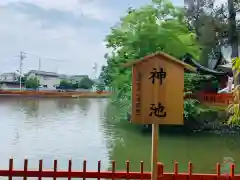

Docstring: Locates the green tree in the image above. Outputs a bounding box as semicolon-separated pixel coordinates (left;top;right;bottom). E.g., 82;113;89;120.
101;0;202;121
59;80;73;89
78;77;94;89
224;0;240;125
25;77;40;89
16;76;26;84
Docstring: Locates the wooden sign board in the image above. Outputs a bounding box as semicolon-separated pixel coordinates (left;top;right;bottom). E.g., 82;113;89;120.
124;52;196;125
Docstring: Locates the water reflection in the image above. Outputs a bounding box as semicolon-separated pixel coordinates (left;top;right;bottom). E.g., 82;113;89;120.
12;128;20;145
18;99;40;117
221;156;234;173
0;97;239;174
55;98;75;112
107;125;240;173
75;98;90;114
10;98;91;117
0;97;110;171
101;103;240;173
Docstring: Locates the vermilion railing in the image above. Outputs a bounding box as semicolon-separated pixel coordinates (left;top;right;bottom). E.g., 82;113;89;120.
197;92;233;106
0;158;238;180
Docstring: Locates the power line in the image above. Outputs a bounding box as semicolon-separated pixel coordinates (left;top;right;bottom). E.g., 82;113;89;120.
24;51;72;63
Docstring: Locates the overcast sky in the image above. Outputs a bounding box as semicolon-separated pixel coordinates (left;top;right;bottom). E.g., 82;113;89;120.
0;0;184;76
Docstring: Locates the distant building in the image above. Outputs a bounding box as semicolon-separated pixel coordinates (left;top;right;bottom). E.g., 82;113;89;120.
26;70;60;89
0;81;22;90
0;72;18;82
0;72;21;90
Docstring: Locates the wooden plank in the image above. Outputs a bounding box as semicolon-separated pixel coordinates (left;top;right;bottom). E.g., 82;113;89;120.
151;124;159;180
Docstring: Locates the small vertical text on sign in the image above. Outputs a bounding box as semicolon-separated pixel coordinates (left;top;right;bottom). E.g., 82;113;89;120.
135;72;141;115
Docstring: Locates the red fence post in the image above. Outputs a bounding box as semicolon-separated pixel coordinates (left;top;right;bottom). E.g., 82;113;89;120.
83;160;87;180
126;160;130;180
9;158;13;180
174;161;178;175
140;161;144;180
39;159;43;180
68;159;72;180
157;163;164;180
230;164;235;179
53;159;57;180
97;160;101;180
23;158;28;180
216;163;221;177
188;162;193;175
111;160;116;180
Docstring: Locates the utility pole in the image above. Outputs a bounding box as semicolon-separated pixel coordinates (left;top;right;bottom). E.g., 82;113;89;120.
19;51;26;91
37;57;41;91
38;57;41;71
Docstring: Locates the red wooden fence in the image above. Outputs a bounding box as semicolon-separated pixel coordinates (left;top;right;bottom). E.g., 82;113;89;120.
0;158;238;180
197;93;233;106
185;92;233;106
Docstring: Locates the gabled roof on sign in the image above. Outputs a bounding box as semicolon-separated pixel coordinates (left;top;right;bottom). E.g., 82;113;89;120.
122;52;196;72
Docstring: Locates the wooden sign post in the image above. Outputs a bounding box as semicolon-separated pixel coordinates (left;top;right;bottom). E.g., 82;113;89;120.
123;52;196;180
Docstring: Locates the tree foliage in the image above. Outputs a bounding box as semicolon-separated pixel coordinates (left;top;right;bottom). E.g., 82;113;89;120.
78;76;94;89
184;73;219;92
227;57;240;125
185;0;240;66
98;0;240;125
58;80;74;89
101;0;202;121
25;77;40;89
58;77;94;90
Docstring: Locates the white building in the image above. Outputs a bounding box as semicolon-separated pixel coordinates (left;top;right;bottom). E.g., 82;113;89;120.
26;70;60;89
0;72;21;90
0;72;18;82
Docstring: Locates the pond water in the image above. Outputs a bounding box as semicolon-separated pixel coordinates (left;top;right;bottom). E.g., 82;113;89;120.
0;97;239;176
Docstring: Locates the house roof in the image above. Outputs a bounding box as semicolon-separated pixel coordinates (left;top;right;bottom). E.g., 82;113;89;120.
58;74;70;79
122;52;196;72
70;75;88;78
70;75;89;81
0;72;18;76
28;70;59;77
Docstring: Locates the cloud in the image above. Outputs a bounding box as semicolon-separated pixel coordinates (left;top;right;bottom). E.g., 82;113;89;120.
2;2;105;29
0;0;187;76
0;1;109;76
0;0;115;22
